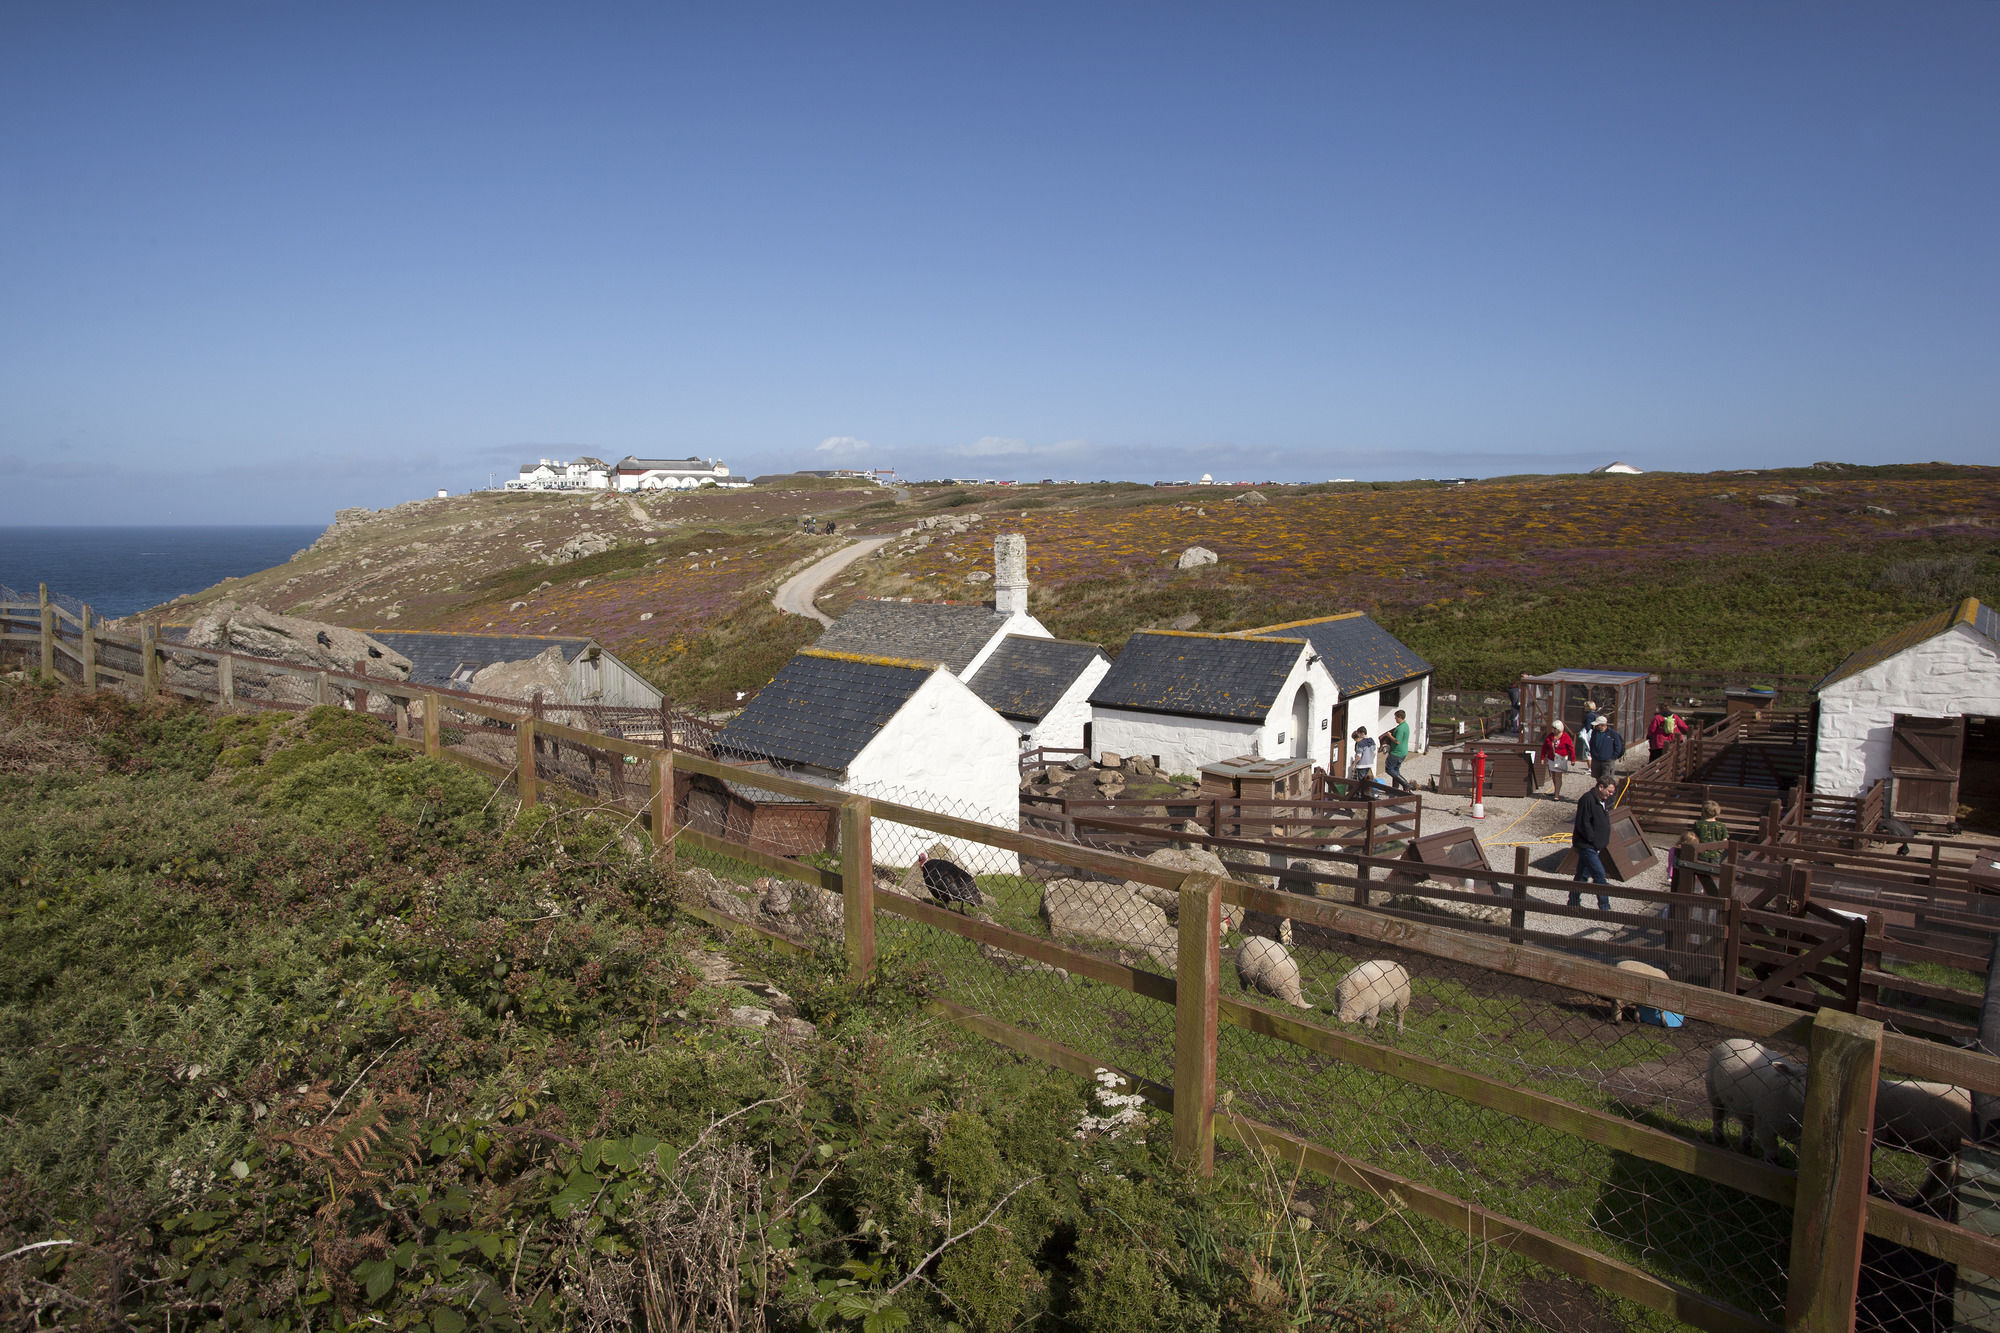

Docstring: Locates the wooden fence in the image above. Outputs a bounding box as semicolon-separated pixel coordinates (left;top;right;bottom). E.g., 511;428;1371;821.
14;591;2000;1333
1024;791;1423;860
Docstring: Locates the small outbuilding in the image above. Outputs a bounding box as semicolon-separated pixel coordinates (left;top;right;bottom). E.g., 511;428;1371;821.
964;634;1110;752
1812;598;2000;827
1087;631;1339;778
716;648;1024;869
1234;614;1432;777
1517;668;1651;744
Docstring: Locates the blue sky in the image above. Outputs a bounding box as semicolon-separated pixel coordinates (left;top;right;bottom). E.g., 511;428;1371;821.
2;3;1995;523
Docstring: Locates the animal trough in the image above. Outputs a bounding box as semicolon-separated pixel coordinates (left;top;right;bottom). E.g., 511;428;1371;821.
1437;743;1539;798
1557;810;1660;881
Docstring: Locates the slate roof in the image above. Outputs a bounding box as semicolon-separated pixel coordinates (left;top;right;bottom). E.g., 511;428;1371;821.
1238;614;1431;701
1088;631;1306;722
717;649;935;771
1818;597;2000;691
814;600;1010;675
966;635;1107;722
365;631;591;690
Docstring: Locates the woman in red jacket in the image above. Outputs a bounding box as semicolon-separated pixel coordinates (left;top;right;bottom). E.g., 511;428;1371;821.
1538;721;1578;801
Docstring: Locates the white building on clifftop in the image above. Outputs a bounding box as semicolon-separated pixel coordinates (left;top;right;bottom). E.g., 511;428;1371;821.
612;456;745;491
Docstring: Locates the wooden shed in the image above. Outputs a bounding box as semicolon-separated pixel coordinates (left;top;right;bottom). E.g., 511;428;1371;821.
1518;669;1652;742
1199;755;1312;839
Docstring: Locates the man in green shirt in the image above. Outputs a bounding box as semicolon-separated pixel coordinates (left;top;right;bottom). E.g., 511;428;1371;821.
1384;709;1413;792
1691;800;1731;863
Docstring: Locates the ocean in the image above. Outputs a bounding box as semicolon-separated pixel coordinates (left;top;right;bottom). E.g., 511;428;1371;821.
0;525;326;620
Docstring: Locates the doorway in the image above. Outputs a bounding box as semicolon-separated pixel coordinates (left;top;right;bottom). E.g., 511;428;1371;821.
1291;685;1312;760
1959;716;2000;834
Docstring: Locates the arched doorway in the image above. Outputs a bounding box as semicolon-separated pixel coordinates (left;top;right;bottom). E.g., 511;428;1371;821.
1291;684;1312;760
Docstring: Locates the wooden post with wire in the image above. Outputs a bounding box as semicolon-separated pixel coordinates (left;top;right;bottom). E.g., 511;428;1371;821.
650;749;677;861
38;584;55;678
423;691;441;757
80;606;96;690
139;623;159;698
1510;844;1530;945
1784;1007;1882;1333
1173;871;1222;1175
840;796;876;983
516;717;538;808
218;648;234;705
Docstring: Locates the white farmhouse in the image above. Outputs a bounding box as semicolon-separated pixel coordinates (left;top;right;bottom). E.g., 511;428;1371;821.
965;636;1110;753
1812;599;2000;826
716;648;1023;870
1231;614;1432;777
812;534;1051;680
1086;631;1340;778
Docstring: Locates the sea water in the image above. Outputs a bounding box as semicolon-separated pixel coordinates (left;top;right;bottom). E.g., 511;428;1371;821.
0;526;325;620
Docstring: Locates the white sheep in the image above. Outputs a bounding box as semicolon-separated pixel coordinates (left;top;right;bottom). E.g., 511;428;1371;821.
1334;960;1410;1031
1236;937;1313;1009
1609;960;1669;1023
1874;1079;1973;1158
1706;1039;1807;1161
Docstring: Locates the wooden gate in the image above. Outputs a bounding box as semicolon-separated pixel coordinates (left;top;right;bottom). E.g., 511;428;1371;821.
1889;713;1964;827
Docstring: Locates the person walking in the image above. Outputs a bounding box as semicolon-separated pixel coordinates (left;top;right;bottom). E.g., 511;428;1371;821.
1646;706;1675;764
1538;720;1577;801
1568;775;1617;910
1586;715;1625;781
1383;709;1413;792
1349;726;1377;794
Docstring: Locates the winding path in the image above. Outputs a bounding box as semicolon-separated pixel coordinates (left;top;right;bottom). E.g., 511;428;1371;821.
772;535;893;626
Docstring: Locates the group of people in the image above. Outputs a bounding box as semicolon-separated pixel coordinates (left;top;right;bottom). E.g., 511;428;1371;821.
1347;709;1414;794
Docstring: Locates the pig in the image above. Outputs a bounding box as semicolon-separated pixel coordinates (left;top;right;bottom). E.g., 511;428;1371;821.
1706;1038;1807;1161
1236;937;1313;1009
1609;960;1669;1023
1334;960;1411;1032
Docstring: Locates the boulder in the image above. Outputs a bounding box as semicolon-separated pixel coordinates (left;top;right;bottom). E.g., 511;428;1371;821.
180;602;413;679
1040;878;1176;967
1757;494;1800;508
1124;846;1241;930
546;531;615;564
1234;490;1269;505
467;645;572;703
1176;546;1219;570
1864;505;1896;517
1168;613;1202;631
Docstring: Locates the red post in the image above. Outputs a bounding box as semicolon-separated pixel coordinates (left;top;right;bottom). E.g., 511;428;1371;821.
1472;747;1488;819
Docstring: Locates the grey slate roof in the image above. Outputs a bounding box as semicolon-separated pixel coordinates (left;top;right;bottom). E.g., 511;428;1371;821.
1240;614;1431;701
966;635;1107;722
365;631;590;690
813;600;1010;675
717;650;934;771
1088;631;1305;722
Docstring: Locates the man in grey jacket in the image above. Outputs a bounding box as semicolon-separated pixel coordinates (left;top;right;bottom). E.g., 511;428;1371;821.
1567;776;1617;910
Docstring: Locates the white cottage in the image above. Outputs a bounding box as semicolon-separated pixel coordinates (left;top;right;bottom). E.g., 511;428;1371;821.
1232;614;1433;777
965;635;1111;752
1812;598;2000;825
1087;631;1340;778
716;648;1023;870
812;533;1051;680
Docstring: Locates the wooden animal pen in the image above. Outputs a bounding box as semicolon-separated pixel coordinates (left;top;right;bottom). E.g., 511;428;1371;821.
1199;755;1312;839
1518;668;1651;739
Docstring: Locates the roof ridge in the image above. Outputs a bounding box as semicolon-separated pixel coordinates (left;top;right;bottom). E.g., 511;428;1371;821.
1955;596;1987;627
1232;612;1365;636
1135;628;1306;644
998;633;1107;651
799;647;939;670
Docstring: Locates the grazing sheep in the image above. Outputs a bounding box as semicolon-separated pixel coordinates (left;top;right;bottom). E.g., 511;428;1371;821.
1236;937;1314;1009
1874;1079;1973;1158
1334;960;1411;1032
1609;960;1669;1023
1706;1039;1807;1161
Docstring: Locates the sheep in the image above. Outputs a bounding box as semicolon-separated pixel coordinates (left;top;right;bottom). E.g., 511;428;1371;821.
1874;1079;1973;1159
1706;1039;1807;1161
1609;960;1669;1023
1236;937;1314;1009
1334;960;1410;1032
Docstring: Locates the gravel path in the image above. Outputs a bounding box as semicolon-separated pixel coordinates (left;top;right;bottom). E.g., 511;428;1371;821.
771;536;892;625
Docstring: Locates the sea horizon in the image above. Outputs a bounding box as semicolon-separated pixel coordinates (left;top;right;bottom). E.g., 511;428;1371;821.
0;524;327;620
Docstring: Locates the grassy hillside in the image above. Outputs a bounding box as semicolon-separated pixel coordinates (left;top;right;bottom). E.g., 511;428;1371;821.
0;682;1428;1331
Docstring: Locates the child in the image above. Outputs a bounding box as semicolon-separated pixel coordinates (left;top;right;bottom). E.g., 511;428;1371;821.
1350;727;1377;794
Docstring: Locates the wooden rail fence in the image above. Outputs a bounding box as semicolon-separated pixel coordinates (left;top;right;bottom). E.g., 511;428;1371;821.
12;590;2000;1333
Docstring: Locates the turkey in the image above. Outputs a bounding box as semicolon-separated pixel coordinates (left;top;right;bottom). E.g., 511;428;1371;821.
916;852;981;914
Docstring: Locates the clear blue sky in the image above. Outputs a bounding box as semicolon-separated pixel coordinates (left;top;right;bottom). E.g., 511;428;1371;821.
3;3;1995;523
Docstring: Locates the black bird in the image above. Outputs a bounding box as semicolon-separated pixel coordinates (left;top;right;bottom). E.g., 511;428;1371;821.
917;853;980;914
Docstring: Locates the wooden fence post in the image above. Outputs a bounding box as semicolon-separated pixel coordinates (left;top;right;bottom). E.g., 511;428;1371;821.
80;606;96;690
650;750;676;858
38;584;55;679
1784;1008;1882;1333
1173;871;1222;1175
1510;845;1530;945
218;650;234;705
351;659;369;717
423;692;441;756
139;623;159;698
840;796;877;983
516;717;538;808
314;671;330;707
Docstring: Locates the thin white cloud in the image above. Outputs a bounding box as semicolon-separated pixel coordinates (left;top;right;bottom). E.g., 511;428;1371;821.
949;435;1092;460
817;435;871;456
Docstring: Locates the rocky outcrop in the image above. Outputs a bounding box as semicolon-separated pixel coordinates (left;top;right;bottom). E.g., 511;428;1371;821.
1040;878;1176;968
466;645;572;703
179;602;412;679
545;531;615;565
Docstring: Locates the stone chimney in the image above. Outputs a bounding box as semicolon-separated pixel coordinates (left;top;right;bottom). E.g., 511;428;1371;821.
994;533;1029;615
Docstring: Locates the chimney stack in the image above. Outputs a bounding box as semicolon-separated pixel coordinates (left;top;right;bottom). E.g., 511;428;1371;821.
994;533;1029;614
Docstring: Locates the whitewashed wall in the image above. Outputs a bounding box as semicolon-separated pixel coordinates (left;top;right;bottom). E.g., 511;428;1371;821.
1259;653;1340;765
1091;708;1261;777
848;670;1023;872
1350;674;1432;759
1021;655;1111;751
1814;624;2000;796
